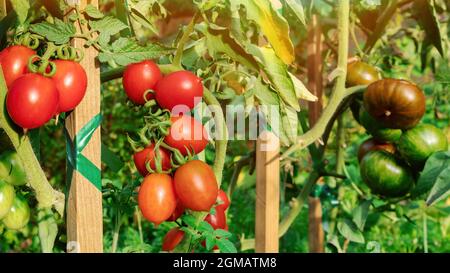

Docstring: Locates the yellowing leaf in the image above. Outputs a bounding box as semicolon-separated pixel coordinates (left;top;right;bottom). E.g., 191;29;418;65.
231;0;295;64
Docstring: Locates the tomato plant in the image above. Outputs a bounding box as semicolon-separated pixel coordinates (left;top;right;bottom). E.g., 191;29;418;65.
357;138;395;162
216;190;230;211
174;160;218;212
346;61;381;87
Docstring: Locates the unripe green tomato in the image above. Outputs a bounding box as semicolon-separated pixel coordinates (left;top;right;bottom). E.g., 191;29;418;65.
0;151;27;186
360;150;414;198
0;180;15;219
2;194;30;230
398;124;448;168
359;108;402;143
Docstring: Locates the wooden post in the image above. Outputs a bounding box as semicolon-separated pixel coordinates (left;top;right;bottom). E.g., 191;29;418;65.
0;0;6;17
306;14;325;253
255;131;280;253
65;0;103;253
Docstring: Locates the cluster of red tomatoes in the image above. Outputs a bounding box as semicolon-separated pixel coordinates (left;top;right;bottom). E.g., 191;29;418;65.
347;61;448;198
0;45;87;129
122;60;229;251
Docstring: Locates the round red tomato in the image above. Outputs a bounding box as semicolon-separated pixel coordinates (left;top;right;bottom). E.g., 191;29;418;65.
0;45;36;88
164;115;208;156
216;190;230;211
138;173;177;225
122;60;162;105
167;201;185;222
162;227;185;252
205;206;227;230
6;73;59;129
155;70;203;112
174;160;218;211
133;144;171;176
52;60;87;113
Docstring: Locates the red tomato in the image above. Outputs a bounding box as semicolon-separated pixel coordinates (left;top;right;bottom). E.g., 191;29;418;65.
138;173;177;225
122;60;162;105
52;60;87;113
164;115;208;156
167;201;185;222
174;160;218;211
6;73;59;129
216;190;230;211
155;70;203;112
133;144;171;176
205;206;227;230
162;227;185;252
0;45;36;88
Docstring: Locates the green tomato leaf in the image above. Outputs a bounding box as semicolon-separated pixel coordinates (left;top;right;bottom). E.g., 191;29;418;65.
10;0;29;24
196;24;259;71
181;214;198;228
230;0;294;64
101;143;124;172
98;38;174;66
89;16;128;46
412;151;450;198
38;208;58;253
30;18;76;45
280;102;299;145
352;199;372;231
214;229;232;239
283;0;306;26
84;4;104;19
216;238;237;253
205;234;216;250
425;152;450;206
337;218;365;244
413;0;445;57
288;72;317;102
198;221;215;233
247;45;300;111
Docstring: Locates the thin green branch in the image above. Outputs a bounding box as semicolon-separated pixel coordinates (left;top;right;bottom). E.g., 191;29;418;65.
281;0;350;160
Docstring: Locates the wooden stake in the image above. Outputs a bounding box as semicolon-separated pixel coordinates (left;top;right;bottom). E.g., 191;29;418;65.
307;14;325;253
65;0;103;253
0;0;6;17
255;131;280;253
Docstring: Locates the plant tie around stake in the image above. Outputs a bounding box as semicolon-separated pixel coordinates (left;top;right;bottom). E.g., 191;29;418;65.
63;114;103;191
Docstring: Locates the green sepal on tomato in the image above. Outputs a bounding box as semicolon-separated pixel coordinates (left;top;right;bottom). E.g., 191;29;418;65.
2;194;30;230
360;150;415;198
0;180;15;219
165;115;209;156
133;144;171;176
398;124;448;169
0;151;27;186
